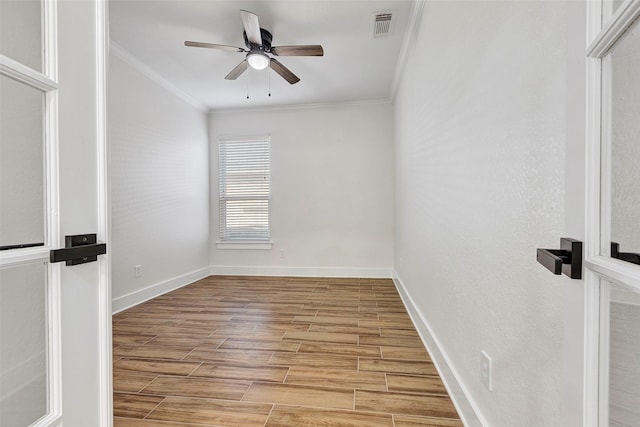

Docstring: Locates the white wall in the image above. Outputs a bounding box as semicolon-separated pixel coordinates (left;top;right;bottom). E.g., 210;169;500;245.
393;2;571;425
209;103;394;277
110;51;210;312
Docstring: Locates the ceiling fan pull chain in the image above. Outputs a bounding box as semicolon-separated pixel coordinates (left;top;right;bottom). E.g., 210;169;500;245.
246;73;250;99
268;68;271;97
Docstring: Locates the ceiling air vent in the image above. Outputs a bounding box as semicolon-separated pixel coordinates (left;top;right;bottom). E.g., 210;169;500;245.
373;12;393;38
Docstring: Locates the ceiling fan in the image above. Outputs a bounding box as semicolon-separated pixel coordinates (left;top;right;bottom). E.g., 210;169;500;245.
184;9;324;85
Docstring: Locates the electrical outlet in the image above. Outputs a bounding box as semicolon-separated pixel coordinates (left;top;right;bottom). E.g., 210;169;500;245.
134;265;142;278
480;350;492;391
280;249;285;259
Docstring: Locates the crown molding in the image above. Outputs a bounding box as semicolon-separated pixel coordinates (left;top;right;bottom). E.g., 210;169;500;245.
109;41;206;112
389;0;426;101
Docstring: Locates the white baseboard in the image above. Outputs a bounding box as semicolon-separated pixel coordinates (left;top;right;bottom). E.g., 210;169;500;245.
112;267;210;314
393;272;487;427
209;265;393;279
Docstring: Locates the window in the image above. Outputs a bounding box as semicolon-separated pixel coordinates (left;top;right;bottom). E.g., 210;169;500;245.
218;135;270;246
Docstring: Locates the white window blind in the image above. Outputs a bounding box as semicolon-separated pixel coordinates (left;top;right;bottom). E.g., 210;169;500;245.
218;135;270;241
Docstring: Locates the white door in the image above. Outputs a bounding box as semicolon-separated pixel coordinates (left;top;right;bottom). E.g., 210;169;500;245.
0;0;111;426
581;0;640;425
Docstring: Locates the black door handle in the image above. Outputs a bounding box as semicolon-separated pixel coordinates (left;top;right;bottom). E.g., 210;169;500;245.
50;234;107;266
611;242;640;266
537;238;582;279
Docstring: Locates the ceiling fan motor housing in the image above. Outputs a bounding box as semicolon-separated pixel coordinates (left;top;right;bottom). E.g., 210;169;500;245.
243;28;273;52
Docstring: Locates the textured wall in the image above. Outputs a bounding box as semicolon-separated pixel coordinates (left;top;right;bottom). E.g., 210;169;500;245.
209;103;394;276
393;2;569;425
110;52;210;307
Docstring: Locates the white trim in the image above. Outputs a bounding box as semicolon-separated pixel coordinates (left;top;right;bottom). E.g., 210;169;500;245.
209;98;391;115
111;267;211;313
583;2;603;424
597;278;610;427
587;0;640;58
0;248;49;268
216;241;273;250
109;41;206;112
583;271;601;427
393;272;486;427
586;256;640;291
209;265;392;279
95;0;112;425
43;0;57;82
0;54;58;91
389;0;425;100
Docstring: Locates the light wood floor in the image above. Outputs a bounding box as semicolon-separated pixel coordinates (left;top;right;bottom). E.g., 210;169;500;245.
112;276;463;426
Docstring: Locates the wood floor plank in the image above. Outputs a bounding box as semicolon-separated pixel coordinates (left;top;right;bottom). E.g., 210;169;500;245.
293;315;360;326
265;405;393;427
282;330;358;344
386;374;448;395
141;376;251;400
359;358;439;376
308;324;381;335
145;336;225;349
379;328;420;338
380;346;431;361
114;417;200;427
113;369;158;393
269;352;358;369
359;319;415;329
355;390;458;418
220;338;300;352
146;396;272;426
285;367;387;391
298;341;381;358
184;348;274;365
113;345;192;360
113;334;156;346
393;414;465;426
243;383;354;410
113;393;164;418
114;358;200;376
359;335;425;348
191;364;289;382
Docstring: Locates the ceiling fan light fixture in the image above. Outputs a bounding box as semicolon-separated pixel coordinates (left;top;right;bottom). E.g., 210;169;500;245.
247;52;270;70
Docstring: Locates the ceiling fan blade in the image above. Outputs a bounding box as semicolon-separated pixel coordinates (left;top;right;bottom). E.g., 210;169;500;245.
225;60;248;80
184;41;246;52
271;45;324;56
240;10;262;46
270;58;300;85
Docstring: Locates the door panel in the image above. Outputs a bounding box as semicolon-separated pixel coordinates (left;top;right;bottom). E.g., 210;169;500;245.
0;73;45;248
0;0;110;425
606;281;640;426
584;1;640;425
0;0;42;72
0;261;48;426
608;15;640;264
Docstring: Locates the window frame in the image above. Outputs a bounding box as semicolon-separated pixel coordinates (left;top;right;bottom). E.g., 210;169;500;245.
216;134;272;250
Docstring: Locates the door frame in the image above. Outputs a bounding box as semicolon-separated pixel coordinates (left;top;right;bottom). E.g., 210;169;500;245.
95;0;112;424
583;0;640;425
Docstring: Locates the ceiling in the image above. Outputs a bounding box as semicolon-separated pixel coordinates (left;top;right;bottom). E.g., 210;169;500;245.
109;0;415;111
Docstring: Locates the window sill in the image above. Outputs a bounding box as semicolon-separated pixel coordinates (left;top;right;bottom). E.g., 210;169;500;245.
216;241;273;250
